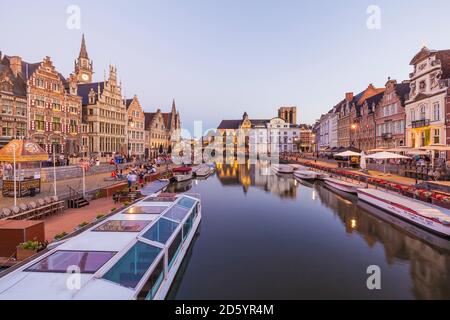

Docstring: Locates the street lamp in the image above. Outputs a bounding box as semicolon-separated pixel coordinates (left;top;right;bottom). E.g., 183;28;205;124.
127;118;135;161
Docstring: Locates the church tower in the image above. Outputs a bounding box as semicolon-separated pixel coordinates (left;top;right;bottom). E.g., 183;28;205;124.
74;34;94;83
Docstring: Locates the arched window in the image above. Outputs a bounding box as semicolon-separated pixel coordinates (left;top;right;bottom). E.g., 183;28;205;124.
419;105;426;120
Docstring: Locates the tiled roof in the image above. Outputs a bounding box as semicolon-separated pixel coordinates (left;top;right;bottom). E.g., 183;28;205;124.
395;82;411;104
218;120;242;130
77;82;105;106
0;59;27;97
144;112;157;129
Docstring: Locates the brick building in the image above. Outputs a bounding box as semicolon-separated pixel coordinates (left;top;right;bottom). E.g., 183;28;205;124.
75;36;128;157
1;55;82;155
126;96;146;158
0;53;27;148
375;79;410;149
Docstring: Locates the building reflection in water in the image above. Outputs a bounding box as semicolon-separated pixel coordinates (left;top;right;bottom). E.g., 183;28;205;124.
315;183;450;300
215;160;297;199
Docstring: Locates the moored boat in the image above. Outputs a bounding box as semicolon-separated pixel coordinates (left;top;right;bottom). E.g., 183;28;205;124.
289;164;308;171
195;164;213;177
357;188;450;237
172;167;193;182
323;177;360;194
0;193;202;300
272;164;294;174
294;170;318;181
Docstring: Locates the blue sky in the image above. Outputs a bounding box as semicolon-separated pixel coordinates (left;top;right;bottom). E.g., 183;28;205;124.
1;0;450;133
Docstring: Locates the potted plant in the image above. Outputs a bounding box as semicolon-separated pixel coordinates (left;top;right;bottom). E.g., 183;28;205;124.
414;189;433;203
431;194;450;209
17;240;47;261
54;232;68;241
96;214;106;220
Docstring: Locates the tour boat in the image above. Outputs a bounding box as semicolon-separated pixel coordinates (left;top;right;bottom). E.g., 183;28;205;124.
323;177;360;194
172;167;193;183
195;164;213;178
0;193;202;300
294;170;318;181
271;164;294;174
357;188;450;237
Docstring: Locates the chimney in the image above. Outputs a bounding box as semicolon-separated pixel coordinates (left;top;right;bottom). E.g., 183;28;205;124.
9;56;22;77
345;92;354;102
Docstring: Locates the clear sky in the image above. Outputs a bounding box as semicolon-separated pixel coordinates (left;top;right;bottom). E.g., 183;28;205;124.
1;0;450;133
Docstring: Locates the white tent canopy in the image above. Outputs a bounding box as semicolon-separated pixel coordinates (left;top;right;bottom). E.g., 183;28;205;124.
335;151;361;157
419;144;450;151
366;151;410;160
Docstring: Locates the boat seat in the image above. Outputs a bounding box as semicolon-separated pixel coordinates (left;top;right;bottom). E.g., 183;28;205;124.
11;206;21;215
19;204;28;212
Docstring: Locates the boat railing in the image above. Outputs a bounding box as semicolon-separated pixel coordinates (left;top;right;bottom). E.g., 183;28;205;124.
183;193;201;200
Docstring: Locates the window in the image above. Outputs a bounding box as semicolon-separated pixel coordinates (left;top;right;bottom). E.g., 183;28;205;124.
420;106;426;120
434;129;440;144
433;103;440;121
53;117;61;131
168;230;182;269
410;109;415;122
102;242;162;289
1;122;13;136
70;120;78;134
16;123;26;137
93;220;150;233
142;218;179;245
36;78;45;88
35;115;45;131
137;258;164;300
26;251;116;274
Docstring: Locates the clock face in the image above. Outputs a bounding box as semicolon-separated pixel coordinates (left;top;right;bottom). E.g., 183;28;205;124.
81;73;89;81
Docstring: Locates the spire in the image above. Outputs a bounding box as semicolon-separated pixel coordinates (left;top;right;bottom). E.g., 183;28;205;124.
79;34;89;59
171;99;176;112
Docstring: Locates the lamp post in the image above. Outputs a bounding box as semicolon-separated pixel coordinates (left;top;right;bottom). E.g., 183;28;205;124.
127;118;135;162
12;144;17;207
351;123;357;149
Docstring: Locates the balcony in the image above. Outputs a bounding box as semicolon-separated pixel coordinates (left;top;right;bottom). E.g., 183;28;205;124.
411;119;430;128
382;133;393;140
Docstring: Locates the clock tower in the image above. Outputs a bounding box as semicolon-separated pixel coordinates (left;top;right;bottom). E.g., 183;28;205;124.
74;34;94;83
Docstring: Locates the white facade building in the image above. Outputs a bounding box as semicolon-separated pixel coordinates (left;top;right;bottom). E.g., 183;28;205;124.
405;47;450;150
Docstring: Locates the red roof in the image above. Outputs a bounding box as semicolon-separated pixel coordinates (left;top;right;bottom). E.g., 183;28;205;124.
173;167;192;173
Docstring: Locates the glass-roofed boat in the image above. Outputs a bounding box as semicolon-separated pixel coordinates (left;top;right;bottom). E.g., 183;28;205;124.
0;193;201;300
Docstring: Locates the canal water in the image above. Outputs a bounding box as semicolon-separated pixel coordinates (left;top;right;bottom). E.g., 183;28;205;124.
166;162;450;300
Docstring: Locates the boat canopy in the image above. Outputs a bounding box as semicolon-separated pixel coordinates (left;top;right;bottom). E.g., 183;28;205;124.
0;194;200;300
173;167;192;173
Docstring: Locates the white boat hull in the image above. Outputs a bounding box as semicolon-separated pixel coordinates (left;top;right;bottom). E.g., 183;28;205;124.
294;171;318;181
357;189;450;237
272;165;294;174
174;172;193;182
324;178;358;194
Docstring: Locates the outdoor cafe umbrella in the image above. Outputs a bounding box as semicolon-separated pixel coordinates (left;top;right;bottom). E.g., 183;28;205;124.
419;144;450;168
366;151;410;175
335;151;361;158
335;151;361;168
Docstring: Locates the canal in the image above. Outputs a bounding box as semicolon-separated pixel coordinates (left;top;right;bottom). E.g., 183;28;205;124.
167;162;450;300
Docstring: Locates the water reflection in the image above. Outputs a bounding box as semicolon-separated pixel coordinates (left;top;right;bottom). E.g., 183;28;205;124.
216;161;297;199
169;161;450;299
315;183;450;300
